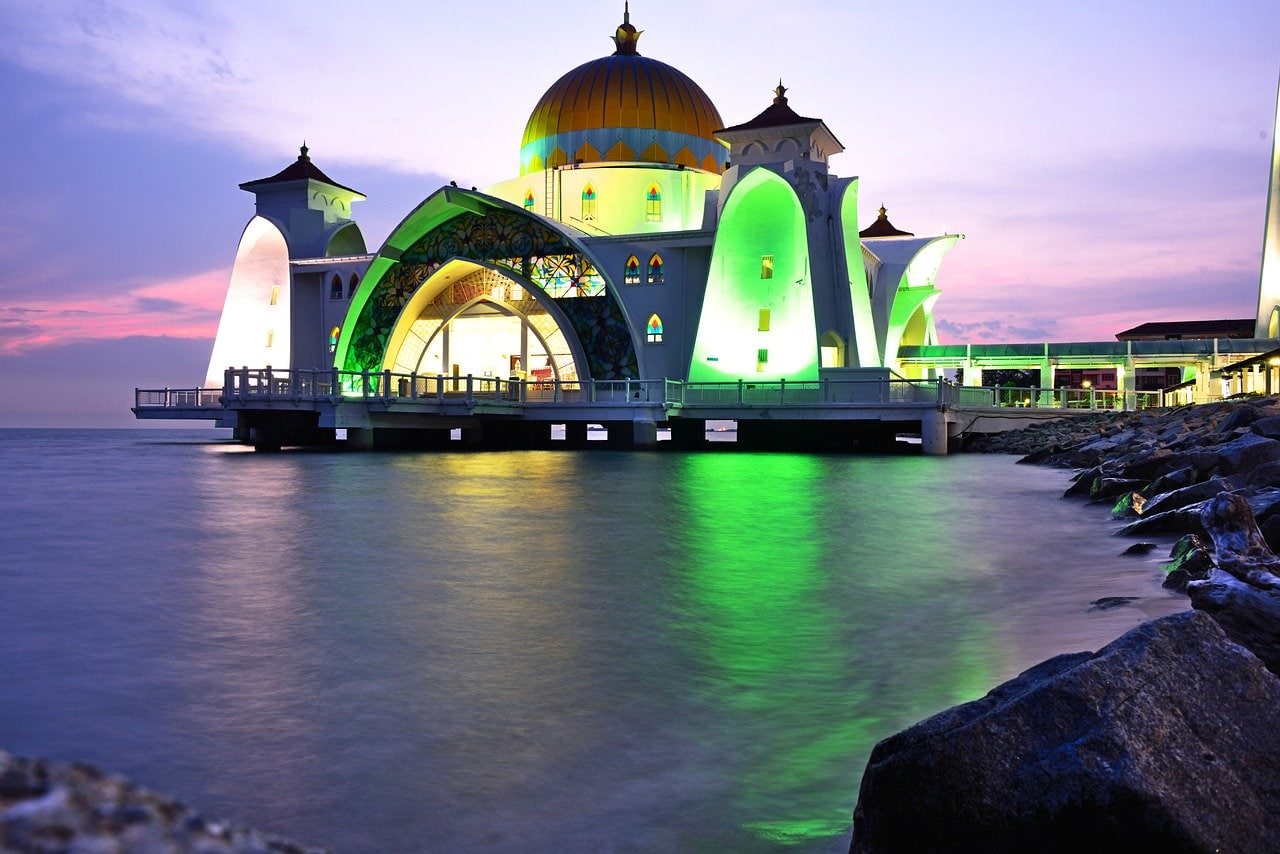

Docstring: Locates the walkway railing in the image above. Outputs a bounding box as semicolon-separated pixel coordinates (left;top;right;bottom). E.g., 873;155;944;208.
133;369;1165;413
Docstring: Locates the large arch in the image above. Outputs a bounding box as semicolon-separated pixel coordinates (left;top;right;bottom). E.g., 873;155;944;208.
337;188;639;383
383;258;588;384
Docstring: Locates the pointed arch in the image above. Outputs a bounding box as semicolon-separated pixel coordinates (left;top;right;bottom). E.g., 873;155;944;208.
347;273;359;299
624;254;641;285
647;253;664;285
646;183;662;222
581;183;598;221
647;314;664;343
329;274;343;300
523;188;536;211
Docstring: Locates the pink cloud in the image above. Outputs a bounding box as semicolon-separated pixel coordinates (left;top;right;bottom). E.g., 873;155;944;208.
0;267;227;355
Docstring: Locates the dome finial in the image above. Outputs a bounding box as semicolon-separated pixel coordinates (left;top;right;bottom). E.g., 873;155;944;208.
774;80;788;105
299;141;310;162
878;204;887;219
612;2;642;55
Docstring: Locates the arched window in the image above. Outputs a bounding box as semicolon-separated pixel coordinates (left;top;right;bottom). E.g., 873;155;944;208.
646;314;663;344
647;253;664;285
523;189;535;211
329;275;343;300
646;183;662;222
347;273;359;299
624;255;641;285
329;326;341;353
581;183;597;221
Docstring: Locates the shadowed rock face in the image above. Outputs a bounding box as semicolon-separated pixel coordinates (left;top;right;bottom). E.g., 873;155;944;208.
851;611;1280;852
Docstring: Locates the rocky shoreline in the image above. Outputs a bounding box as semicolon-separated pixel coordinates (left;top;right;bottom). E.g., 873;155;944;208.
852;397;1280;850
0;751;321;853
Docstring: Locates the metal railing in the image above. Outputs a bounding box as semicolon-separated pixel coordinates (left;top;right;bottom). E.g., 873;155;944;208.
134;369;1165;413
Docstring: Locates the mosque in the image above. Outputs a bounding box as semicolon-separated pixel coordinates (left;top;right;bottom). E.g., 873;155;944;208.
202;6;960;403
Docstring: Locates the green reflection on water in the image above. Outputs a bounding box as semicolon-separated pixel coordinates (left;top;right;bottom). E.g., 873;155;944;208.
671;453;998;846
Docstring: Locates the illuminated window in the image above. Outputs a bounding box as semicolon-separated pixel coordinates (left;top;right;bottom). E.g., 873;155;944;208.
647;253;664;284
347;274;359;299
266;329;274;349
581;184;597;221
329;326;341;353
645;184;662;222
756;348;768;371
329;275;343;300
523;188;535;211
761;256;774;279
269;286;279;306
647;314;664;343
758;309;771;332
624;255;641;285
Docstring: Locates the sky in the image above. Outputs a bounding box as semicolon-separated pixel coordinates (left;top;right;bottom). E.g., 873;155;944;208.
1;0;1279;426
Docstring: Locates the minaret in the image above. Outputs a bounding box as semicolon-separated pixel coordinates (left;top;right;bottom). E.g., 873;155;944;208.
1256;73;1280;337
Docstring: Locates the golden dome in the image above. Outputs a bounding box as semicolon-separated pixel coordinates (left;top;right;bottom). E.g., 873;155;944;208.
519;10;726;176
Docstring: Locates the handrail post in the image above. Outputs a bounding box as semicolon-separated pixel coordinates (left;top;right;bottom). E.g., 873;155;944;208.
466;374;474;404
362;371;370;398
436;374;444;404
331;367;339;397
779;377;786;404
737;379;744;404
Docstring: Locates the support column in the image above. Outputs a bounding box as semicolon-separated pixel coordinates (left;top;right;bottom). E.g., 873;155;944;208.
670;419;706;449
921;409;949;456
632;417;658;449
1038;361;1055;407
963;365;983;387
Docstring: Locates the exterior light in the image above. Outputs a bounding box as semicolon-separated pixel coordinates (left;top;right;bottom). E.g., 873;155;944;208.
1082;380;1092;389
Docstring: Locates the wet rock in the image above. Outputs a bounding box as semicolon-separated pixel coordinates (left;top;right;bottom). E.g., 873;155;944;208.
1120;542;1156;555
1141;477;1239;518
851;612;1280;852
1211;433;1280;475
1116;504;1208;538
1089;477;1147;502
1162;533;1215;592
1089;596;1140;609
1110;492;1145;519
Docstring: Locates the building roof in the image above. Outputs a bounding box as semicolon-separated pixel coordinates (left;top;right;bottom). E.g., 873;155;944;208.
239;144;364;197
519;8;725;175
859;205;914;238
716;82;820;134
1114;319;1255;340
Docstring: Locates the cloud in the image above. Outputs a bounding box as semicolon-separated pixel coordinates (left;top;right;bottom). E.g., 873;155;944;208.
0;267;227;355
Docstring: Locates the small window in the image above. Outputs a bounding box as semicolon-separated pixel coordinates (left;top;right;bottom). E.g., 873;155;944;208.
266;329;274;349
269;286;279;306
761;256;774;279
645;184;662;222
523;188;535;211
624;255;641;285
756;348;768;371
347;274;359;299
329;326;341;353
329;275;343;300
581;184;597;221
647;314;664;344
758;309;771;332
647;253;664;285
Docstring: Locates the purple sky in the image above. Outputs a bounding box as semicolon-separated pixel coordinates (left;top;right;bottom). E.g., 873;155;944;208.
2;0;1279;426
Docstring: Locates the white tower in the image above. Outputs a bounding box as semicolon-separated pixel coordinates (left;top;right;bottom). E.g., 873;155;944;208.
1256;74;1280;337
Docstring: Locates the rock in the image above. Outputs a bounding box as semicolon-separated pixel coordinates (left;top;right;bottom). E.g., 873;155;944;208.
1210;433;1280;475
1110;492;1145;519
1089;477;1147;502
851;612;1280;851
1063;465;1106;498
1120;542;1156;555
1143;464;1197;497
1217;404;1261;433
1089;596;1139;609
1141;476;1239;517
1163;533;1214;592
1246;459;1280;487
1115;503;1208;538
1253;415;1280;440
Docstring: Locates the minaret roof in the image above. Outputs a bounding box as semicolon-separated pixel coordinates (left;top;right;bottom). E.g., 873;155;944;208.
859;205;914;238
239;144;365;197
716;82;821;133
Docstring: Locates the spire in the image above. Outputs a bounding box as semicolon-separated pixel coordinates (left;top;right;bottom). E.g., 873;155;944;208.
299;141;310;163
774;80;788;106
612;2;642;55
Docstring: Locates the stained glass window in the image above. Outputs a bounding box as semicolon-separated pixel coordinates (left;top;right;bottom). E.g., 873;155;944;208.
624;255;641;285
329;275;343;300
524;189;535;211
647;314;663;344
647;253;664;284
347;274;359;299
761;256;774;279
581;184;597;221
329;326;341;353
646;184;661;222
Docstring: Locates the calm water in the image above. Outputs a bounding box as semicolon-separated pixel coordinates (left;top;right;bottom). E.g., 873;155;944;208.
0;429;1188;851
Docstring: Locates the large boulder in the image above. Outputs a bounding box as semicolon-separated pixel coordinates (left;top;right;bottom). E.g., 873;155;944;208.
851;611;1280;851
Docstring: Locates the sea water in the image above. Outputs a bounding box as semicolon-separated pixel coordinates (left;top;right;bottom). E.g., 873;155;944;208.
0;429;1189;851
